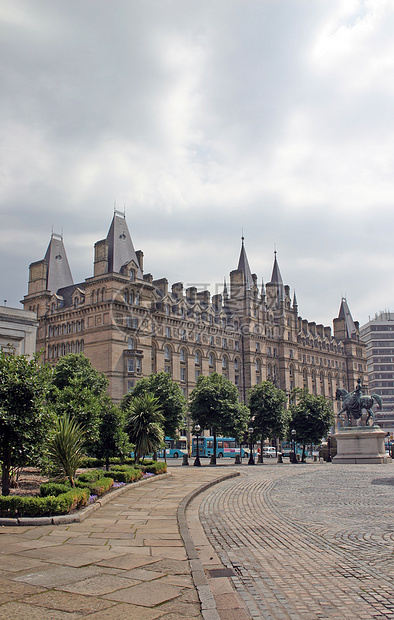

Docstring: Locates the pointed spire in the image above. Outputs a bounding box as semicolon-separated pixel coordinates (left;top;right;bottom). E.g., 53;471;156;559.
237;236;254;291
293;290;298;308
270;250;283;285
223;277;229;300
261;278;266;299
44;233;74;294
106;211;142;278
338;297;356;338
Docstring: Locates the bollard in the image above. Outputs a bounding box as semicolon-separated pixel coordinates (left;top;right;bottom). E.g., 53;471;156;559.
234;454;242;464
277;452;283;463
182;454;189;466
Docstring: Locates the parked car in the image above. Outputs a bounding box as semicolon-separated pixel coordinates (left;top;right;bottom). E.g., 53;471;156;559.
262;447;277;458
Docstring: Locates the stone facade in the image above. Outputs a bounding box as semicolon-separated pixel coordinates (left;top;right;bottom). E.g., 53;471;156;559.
22;212;367;424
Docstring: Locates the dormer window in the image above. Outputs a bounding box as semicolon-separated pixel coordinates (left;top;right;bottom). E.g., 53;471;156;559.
130;270;135;281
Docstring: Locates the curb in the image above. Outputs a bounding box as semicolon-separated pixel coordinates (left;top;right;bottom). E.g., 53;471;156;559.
0;472;170;527
177;471;240;620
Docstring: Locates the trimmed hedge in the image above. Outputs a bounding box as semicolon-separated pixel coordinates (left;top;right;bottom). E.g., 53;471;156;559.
74;476;113;496
142;462;167;474
0;487;89;518
79;457;104;468
103;467;142;483
40;482;71;497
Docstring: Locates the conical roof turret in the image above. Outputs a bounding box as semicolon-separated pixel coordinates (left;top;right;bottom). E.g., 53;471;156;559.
338;297;356;338
44;233;74;294
106;210;142;278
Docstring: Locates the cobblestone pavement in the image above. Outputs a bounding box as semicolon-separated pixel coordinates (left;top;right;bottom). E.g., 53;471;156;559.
199;463;394;620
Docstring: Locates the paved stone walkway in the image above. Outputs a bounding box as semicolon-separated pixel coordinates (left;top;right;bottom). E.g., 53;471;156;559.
0;468;231;619
199;463;394;619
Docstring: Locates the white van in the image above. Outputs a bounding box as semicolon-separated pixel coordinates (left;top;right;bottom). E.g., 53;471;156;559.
262;447;277;458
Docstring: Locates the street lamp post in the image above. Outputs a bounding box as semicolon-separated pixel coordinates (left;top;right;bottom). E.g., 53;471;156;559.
248;427;255;465
193;424;201;467
291;429;297;464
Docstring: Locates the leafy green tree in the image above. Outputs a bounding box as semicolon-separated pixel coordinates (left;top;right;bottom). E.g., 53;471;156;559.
0;351;53;495
122;372;187;439
124;393;165;463
47;413;85;486
94;400;130;470
289;389;334;461
49;354;109;451
248;381;289;461
189;373;249;464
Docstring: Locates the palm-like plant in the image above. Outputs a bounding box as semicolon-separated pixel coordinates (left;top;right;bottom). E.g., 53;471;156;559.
125;393;164;463
48;414;85;486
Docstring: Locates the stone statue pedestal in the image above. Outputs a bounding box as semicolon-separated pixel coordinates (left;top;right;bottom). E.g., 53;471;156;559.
333;426;391;464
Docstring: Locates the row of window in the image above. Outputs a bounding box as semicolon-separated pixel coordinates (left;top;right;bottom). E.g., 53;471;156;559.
49;321;84;337
48;341;84;358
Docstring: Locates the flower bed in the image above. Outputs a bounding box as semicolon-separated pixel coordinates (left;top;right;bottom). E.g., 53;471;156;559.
0;461;167;519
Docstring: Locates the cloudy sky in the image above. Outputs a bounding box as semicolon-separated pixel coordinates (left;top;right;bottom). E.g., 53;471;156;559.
1;0;393;327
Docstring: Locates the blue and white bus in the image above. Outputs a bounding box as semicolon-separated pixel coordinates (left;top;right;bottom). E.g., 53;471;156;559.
159;436;188;459
191;436;249;459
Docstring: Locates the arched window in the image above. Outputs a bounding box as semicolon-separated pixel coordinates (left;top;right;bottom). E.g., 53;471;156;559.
151;344;157;373
195;351;201;365
222;355;227;369
320;372;325;395
209;352;214;367
312;371;317;394
128;338;134;350
164;345;171;360
180;348;187;362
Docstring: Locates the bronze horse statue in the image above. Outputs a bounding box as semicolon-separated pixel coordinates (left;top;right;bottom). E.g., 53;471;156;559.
336;384;382;427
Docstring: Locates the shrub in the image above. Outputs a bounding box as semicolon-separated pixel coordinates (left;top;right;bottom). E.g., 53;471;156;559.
79;457;104;468
103;467;142;483
40;482;71;497
74;475;113;495
76;470;102;484
142;462;167;474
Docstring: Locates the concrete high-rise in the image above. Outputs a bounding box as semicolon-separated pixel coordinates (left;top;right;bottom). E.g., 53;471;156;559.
360;312;394;435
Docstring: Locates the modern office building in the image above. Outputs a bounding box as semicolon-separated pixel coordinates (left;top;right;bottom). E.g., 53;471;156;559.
0;304;38;356
360;311;394;435
22;211;367;426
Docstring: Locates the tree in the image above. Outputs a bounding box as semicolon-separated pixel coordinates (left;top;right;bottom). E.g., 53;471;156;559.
289;389;334;461
94;400;130;470
47;413;85;486
124;393;165;463
122;372;187;439
0;351;53;495
248;381;289;461
49;354;109;452
189;373;249;464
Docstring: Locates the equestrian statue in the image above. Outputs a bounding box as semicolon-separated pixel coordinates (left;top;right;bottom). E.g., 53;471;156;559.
336;379;382;427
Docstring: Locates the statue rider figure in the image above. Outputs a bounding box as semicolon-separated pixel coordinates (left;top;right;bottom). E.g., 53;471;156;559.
350;378;362;417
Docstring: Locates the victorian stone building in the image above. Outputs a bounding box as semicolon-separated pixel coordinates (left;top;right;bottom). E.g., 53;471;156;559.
23;211;367;421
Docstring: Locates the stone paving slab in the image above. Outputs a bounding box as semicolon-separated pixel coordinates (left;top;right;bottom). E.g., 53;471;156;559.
0;467;231;619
